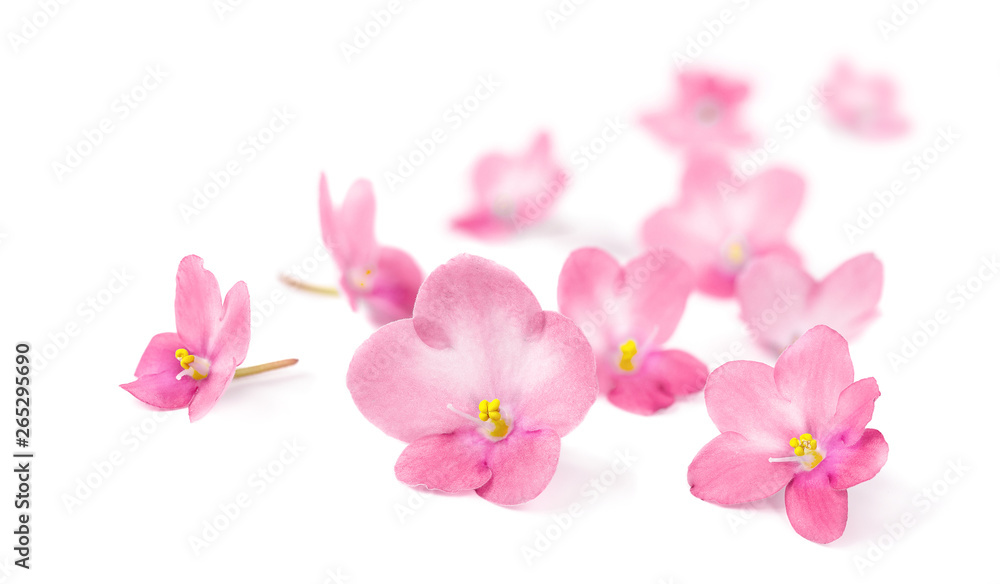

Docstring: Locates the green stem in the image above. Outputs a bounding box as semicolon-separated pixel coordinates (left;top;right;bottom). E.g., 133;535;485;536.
233;359;299;379
280;274;340;296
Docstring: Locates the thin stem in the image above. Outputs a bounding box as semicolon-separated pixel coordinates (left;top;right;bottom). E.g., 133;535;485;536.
234;359;299;379
280;273;339;296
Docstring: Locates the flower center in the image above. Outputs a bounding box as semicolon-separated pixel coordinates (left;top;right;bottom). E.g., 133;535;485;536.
356;269;373;288
724;241;746;268
446;399;512;440
697;101;720;126
769;433;825;470
175;348;210;381
619;340;638;372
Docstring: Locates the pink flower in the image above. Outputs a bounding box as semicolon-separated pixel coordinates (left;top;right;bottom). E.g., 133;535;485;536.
641;71;753;154
641;154;805;297
736;254;884;354
453;133;568;238
346;254;599;505
120;255;251;422
557;247;707;415
319;174;423;327
823;62;908;139
687;325;888;543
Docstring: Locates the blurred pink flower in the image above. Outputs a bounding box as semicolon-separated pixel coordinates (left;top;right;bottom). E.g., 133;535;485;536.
642;154;805;297
736;253;883;354
453;133;568;238
121;255;250;422
688;325;888;543
557;247;706;415
641;71;753;154
319;174;423;327
824;62;908;139
346;254;598;505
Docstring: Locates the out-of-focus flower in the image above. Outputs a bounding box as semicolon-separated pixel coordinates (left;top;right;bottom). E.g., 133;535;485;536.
453;133;567;238
823;62;908;139
642;154;805;297
557;247;706;415
641;71;753;154
319;174;423;327
121;255;296;421
346;254;599;505
687;325;888;543
736;253;883;353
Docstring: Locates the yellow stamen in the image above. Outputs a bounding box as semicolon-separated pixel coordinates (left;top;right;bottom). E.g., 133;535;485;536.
478;399;509;438
619;340;638;372
788;433;824;469
175;347;208;381
726;242;745;266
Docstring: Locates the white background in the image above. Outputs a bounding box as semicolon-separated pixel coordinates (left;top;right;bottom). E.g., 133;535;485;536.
2;1;998;582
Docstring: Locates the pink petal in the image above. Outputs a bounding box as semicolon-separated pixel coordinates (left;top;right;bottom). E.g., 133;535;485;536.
773;325;855;431
556;247;623;353
133;332;184;377
704;360;803;451
361;246;423;326
186;358;238;422
121;371;197;410
688;432;798;505
174;255;223;354
735;256;814;352
394;431;492;492
209;281;251;367
347;255;598;442
476;428;560;505
822;377;880;448
607;349;706;416
826;429;888;490
784;470;849;544
735;167;805;247
624;250;695;346
451;210;509;239
319;175;377;271
810;253;883;339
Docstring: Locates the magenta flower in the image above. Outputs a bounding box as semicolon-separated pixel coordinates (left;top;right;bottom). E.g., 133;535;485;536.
642;154;805;297
120;255;251;422
319;174;423;327
346;254;598;505
557;247;706;415
824;62;908;139
736;253;884;354
452;133;568;239
687;325;888;543
641;71;753;154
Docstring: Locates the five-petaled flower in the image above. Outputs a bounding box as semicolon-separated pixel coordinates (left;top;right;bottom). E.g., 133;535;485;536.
452;132;568;239
736;253;884;354
642;154;805;297
641;70;753;155
823;62;908;139
346;254;599;505
319;174;424;327
557;247;707;415
120;255;251;422
687;325;888;543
